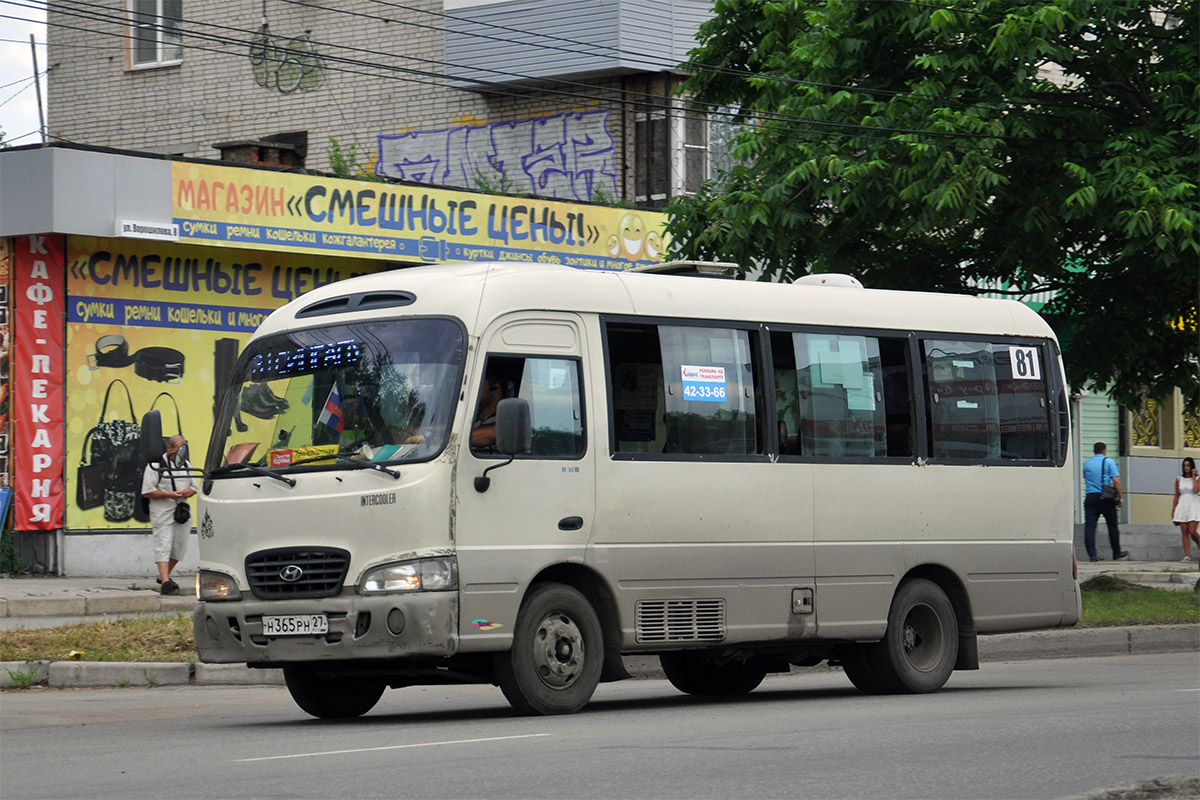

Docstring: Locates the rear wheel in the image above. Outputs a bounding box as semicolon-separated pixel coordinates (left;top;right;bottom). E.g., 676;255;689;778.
495;583;604;715
283;665;385;719
659;652;767;696
866;578;958;694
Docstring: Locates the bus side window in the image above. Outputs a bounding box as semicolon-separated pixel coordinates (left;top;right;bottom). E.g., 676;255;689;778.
608;323;667;454
769;331;802;455
658;325;759;456
792;332;887;458
606;321;761;457
879;338;913;458
519;357;585;458
472;355;585;458
922;340;1051;461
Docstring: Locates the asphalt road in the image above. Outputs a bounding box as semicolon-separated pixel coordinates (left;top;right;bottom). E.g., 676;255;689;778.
2;652;1197;800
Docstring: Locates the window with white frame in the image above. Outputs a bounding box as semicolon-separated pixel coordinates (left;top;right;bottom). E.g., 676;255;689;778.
130;0;182;67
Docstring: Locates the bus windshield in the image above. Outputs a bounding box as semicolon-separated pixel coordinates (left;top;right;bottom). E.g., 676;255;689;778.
209;318;465;474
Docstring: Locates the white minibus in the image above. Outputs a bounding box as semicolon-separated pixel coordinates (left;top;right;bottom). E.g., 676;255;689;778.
193;261;1080;718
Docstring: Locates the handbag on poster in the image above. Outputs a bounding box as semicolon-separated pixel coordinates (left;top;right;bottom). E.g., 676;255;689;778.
75;430;105;510
80;380;142;522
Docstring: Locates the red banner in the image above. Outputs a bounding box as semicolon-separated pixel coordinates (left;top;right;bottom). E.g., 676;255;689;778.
13;234;65;530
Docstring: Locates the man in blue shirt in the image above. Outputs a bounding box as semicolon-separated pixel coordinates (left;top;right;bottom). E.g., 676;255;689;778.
1082;441;1128;561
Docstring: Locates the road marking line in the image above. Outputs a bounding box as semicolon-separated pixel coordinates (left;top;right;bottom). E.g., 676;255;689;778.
236;733;553;762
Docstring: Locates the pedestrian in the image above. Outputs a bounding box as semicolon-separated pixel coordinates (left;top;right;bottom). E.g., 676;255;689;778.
140;435;197;595
1171;456;1200;562
1082;441;1128;562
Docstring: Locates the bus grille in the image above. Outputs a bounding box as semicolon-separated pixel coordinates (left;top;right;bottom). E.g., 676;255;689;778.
245;548;350;599
636;599;726;643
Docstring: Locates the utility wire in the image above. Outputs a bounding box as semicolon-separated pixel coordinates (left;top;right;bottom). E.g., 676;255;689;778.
0;68;47;93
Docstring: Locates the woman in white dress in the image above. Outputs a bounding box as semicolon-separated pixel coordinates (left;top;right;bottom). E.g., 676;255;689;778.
1171;457;1200;562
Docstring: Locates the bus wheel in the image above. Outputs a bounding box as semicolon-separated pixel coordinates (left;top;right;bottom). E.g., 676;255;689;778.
283;665;385;719
495;583;603;715
659;652;767;696
867;579;958;694
837;644;887;694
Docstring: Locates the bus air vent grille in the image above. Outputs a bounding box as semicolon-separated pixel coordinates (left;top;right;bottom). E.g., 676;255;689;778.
245;547;351;599
635;599;726;643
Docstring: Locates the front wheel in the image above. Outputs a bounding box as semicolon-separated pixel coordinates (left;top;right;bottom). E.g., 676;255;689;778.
659;652;767;696
866;578;959;694
283;665;385;719
495;583;604;715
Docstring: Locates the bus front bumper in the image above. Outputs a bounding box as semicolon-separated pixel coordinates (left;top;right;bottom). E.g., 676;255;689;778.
193;591;459;664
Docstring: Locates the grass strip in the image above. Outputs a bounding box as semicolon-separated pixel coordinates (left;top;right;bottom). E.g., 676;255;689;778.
1077;578;1199;628
1;613;194;663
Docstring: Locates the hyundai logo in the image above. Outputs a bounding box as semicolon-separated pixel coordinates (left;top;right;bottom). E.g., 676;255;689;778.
279;565;304;582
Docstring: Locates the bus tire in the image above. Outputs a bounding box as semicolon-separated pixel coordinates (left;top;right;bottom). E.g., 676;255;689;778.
867;578;958;694
659;652;767;696
283;665;385;719
838;644;887;694
495;583;603;716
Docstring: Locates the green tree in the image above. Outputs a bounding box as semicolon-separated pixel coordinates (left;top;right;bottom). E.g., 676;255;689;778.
667;0;1197;407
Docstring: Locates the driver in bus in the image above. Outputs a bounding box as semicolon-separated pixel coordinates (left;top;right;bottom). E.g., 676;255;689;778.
470;370;506;450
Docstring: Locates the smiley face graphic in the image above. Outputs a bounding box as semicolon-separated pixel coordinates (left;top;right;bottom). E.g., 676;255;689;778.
644;230;662;261
619;213;646;259
606;234;621;257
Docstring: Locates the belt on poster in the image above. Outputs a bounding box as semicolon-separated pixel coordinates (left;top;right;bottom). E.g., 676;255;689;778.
88;334;185;383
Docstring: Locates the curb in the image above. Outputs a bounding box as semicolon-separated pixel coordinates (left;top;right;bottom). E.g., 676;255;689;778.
3;624;1197;690
1;595;196;619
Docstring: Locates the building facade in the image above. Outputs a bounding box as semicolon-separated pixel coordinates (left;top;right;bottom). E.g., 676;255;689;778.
45;0;721;207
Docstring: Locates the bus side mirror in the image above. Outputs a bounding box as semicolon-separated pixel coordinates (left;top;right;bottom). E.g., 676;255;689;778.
475;398;531;493
494;398;531;455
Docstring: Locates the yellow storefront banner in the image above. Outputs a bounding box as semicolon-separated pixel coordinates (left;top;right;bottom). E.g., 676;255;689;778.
65;236;393;529
172;162;669;270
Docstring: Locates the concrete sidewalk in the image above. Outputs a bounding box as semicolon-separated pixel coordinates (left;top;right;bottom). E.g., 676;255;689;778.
1;560;1196;689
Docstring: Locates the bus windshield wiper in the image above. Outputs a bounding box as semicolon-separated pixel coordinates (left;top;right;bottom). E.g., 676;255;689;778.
332;455;401;479
209;461;297;487
288;449;402;479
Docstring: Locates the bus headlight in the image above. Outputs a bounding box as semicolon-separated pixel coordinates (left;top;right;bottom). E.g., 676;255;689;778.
198;570;242;601
361;558;458;593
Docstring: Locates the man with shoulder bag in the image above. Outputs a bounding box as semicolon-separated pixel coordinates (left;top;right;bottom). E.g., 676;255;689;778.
1082;441;1128;563
140;435;197;595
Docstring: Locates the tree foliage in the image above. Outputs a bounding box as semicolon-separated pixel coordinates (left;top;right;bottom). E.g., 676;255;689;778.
666;0;1198;407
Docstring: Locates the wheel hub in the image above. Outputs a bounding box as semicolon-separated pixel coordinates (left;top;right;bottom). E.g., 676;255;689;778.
902;603;943;671
533;613;584;688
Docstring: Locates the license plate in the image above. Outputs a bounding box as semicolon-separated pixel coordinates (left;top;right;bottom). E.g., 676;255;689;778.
263;614;328;636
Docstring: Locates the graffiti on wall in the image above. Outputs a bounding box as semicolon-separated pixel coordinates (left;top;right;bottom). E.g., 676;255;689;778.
378;110;618;203
249;26;324;94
